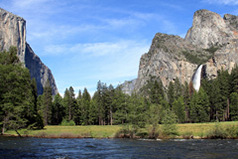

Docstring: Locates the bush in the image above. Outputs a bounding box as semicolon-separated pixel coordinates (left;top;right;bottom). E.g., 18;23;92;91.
207;123;238;139
161;109;178;136
225;126;238;138
60;119;76;126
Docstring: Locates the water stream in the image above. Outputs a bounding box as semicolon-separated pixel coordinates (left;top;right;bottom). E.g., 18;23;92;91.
0;137;238;158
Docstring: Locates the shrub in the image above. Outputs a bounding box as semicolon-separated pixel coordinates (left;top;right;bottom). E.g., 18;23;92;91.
207;123;238;139
60;119;76;126
161;109;178;136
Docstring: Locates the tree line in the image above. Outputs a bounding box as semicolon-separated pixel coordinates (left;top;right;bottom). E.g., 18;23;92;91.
39;66;238;127
0;47;238;135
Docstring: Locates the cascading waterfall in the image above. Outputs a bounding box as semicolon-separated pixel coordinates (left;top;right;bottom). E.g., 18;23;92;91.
192;64;203;92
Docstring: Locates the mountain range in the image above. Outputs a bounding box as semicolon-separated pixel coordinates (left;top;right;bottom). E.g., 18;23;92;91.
122;9;238;94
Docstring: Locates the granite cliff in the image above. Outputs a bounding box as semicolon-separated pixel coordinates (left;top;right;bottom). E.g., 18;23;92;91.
125;9;238;94
0;8;58;95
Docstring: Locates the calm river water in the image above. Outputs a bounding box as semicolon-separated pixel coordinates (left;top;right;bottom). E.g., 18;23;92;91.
0;137;238;158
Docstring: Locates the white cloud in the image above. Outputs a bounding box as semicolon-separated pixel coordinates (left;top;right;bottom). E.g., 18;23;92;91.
44;40;149;57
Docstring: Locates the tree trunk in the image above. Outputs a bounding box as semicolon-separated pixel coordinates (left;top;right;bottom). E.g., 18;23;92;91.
227;98;230;121
2;123;5;135
110;110;113;126
2;116;8;135
15;129;22;138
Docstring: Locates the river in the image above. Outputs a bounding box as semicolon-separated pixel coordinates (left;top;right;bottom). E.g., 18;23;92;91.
0;137;238;158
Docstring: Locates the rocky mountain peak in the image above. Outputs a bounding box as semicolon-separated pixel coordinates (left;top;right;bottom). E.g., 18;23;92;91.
185;9;237;49
0;8;26;62
0;8;58;95
123;9;238;95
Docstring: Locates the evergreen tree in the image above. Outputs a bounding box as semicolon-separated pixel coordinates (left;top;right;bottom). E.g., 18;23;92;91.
51;94;64;125
0;47;37;134
146;104;163;138
63;87;76;121
174;77;182;99
140;76;164;105
172;96;185;123
207;79;222;121
190;88;210;122
113;86;129;124
74;90;82;125
217;69;231;121
230;65;238;94
42;80;52;125
230;92;238;121
80;88;91;125
168;81;175;107
95;81;106;125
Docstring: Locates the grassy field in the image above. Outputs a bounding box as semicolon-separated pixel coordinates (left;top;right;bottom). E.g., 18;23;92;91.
4;121;238;139
5;125;122;138
177;121;238;138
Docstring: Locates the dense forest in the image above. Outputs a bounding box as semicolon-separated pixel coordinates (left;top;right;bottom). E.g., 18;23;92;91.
0;47;238;135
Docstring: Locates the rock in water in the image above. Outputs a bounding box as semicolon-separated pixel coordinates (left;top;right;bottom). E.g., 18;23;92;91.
0;8;58;95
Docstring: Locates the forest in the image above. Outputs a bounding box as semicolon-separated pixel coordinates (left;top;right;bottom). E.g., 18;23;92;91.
0;47;238;136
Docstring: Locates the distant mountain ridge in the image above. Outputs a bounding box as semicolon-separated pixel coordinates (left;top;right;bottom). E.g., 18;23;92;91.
123;9;238;94
0;8;58;95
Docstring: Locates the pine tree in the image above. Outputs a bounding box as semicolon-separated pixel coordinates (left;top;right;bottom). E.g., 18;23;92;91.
168;81;175;107
0;47;36;134
80;88;91;125
140;76;164;105
230;92;238;121
63;87;76;121
42;80;53;125
230;65;238;94
51;94;64;125
189;88;210;123
74;90;82;125
113;86;129;124
172;96;185;123
217;69;231;121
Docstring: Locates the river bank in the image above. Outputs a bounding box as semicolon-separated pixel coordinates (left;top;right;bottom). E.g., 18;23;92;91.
3;121;238;139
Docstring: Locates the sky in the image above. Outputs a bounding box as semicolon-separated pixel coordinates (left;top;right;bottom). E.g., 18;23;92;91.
0;0;238;96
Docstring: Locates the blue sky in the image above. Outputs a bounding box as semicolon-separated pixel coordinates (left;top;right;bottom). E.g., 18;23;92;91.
1;0;238;96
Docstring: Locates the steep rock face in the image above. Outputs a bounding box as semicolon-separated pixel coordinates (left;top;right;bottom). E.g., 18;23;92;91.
185;9;238;49
121;79;136;95
0;8;26;62
0;8;58;95
25;43;58;95
126;9;238;94
134;33;205;92
186;9;238;79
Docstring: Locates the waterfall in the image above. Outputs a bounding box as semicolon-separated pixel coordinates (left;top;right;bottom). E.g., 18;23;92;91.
192;65;203;92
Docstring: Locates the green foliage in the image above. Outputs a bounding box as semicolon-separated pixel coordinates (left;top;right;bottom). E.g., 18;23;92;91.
0;46;44;134
207;123;238;139
190;88;210;123
51;94;64;125
161;109;178;136
182;50;209;64
230;92;238;121
204;45;219;55
60;119;76;126
207;123;227;139
172;96;185;123
140;76;164;105
41;80;53;125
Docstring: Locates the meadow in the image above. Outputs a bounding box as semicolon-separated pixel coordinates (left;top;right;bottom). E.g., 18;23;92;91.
5;121;238;139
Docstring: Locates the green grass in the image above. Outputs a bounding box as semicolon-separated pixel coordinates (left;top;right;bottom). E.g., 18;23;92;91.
4;121;238;139
5;125;122;138
177;121;238;138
